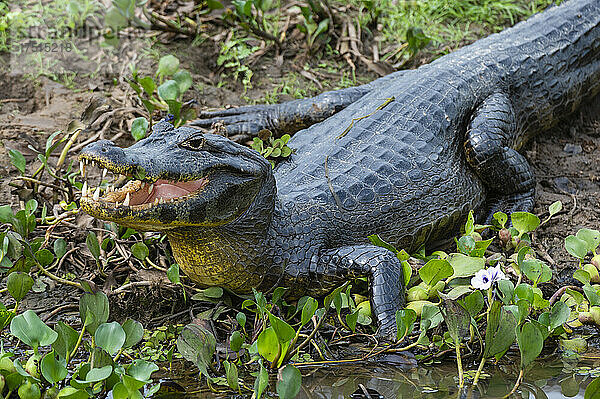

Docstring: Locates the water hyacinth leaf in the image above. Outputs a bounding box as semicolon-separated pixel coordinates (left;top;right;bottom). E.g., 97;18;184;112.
53;238;67;259
497;279;515;304
0;205;13;223
516;299;531;324
177;324;216;378
367;234;398;254
584;284;600;306
446;285;472;300
511;212;540;236
79;291;109;335
57;386;90;398
111;383;129;399
173;70;193;93
127;359;158;382
324;284;346;314
8;149;26;174
576;228;600;253
77;365;113;383
166;264;181;285
95;322;126;355
493;211;508;228
585;376;600;399
223;360;239;391
565;235;589;259
268;312;295;343
10;310;58;350
7;271;34;302
122;319;144;348
256;327;278;362
515;283;534;303
521;259;552;285
158;80;180;101
230;330;243;352
573;269;591;285
277;365;302;399
458;290;484;318
301;297;318;326
253;362;269;399
484;302;516;358
157;55;179;77
457;235;475;255
346;309;360;333
464;210;475;235
420;304;442;331
419;259;453;287
548;200;562;217
448;253;484;278
53;322;79;361
236;312;246;329
395;308;417;341
41;350;68;384
131;242;149;261
86;232;101;262
272;287;288;305
440;299;470;344
131;117;149;141
138;76;156;96
516;321;543;369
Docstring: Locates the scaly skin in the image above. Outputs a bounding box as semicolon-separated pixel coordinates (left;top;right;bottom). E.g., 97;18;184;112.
80;0;600;337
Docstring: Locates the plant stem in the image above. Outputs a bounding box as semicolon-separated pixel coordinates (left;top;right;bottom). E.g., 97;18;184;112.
503;369;524;398
69;326;86;363
472;357;486;385
456;342;464;388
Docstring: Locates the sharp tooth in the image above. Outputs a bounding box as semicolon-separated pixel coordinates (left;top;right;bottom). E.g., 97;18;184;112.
93;187;100;201
123;192;130;207
148;184;154;194
82;181;88;197
102;168;108;179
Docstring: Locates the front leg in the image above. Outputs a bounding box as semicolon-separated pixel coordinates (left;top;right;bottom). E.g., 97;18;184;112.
191;70;408;137
312;245;405;338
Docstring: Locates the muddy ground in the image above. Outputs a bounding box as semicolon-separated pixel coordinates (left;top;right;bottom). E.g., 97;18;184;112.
0;24;599;332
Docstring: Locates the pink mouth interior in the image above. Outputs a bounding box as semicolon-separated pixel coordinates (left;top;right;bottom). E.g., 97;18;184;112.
130;179;208;205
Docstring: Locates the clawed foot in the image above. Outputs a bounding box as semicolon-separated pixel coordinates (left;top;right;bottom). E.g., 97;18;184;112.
190;104;280;136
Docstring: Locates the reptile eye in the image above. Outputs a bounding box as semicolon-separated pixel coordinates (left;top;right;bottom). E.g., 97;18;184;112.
180;137;205;151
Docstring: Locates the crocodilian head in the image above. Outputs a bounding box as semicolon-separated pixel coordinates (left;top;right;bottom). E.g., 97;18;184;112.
78;120;274;232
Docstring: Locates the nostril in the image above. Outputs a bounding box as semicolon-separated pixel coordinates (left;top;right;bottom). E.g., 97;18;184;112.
101;147;108;153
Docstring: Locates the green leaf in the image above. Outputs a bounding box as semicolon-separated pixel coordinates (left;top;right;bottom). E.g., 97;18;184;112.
445;285;472;300
166;263;180;285
447;253;484;278
585;376;600;399
276;365;302;399
516;321;543;369
207;0;224;9
419;258;453;287
521;259;552;285
0;205;13;223
95;322;126;356
131;117;149;141
577;228;600;253
52;322;78;361
236;312;246;329
458;290;484;318
230;330;243;352
420;304;442;331
157;55;180;77
86;232;101;262
41;350;68;384
157;80;180;101
573;269;591;285
131;242;149;260
439;299;470;345
497;279;514;305
223;360;239;391
7;271;34;302
127;359;158;381
257;327;279;362
173;70;193;93
35;248;54;267
8;149;26;174
367;234;398;254
548;200;562;217
253;362;269;399
78;365;113;383
395;308;417;341
457;235;475;255
549;301;569;331
79;291;109;335
584;284;600;306
104;7;128;32
301;297;318;326
10;310;58;350
176;324;216;379
484;301;516;358
53;238;67;259
511;212;540;236
514;283;534;304
138;76;156;96
565;235;589;259
493;211;508;228
346;309;359;333
268;312;295;343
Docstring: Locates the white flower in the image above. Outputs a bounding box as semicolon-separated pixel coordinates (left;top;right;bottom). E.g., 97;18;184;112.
471;269;493;290
471;266;507;290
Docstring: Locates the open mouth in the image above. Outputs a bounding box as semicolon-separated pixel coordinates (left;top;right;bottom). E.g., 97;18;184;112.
78;157;209;210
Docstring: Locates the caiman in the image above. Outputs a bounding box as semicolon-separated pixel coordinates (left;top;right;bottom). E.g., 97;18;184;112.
79;0;600;336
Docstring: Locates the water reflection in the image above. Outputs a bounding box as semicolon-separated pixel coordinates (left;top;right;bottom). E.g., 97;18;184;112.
154;352;600;398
